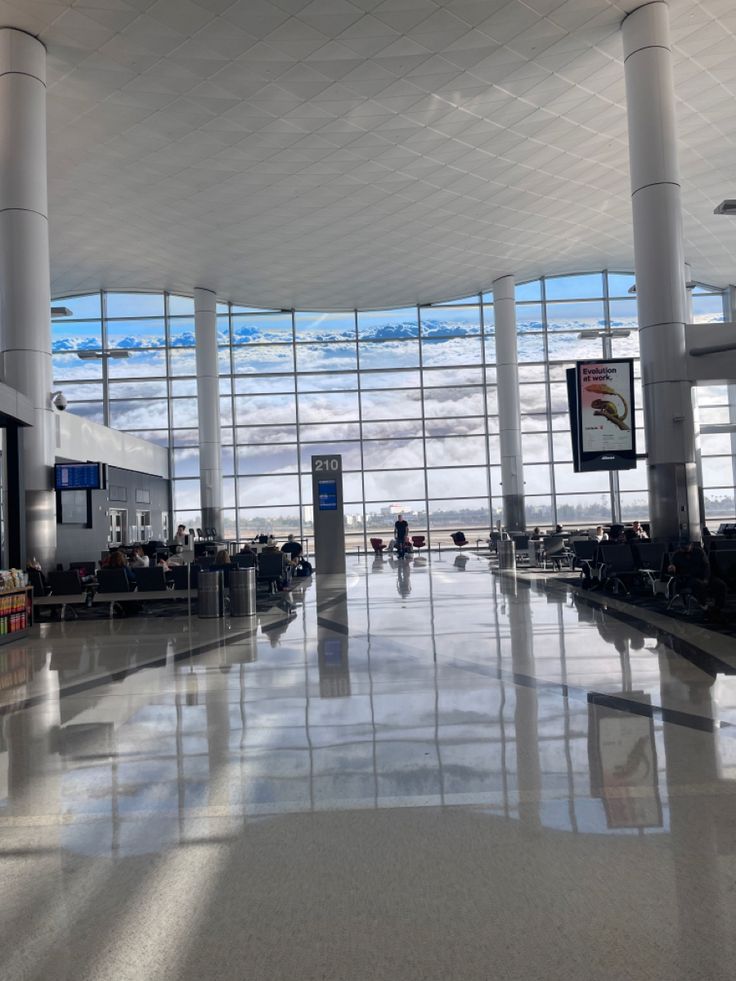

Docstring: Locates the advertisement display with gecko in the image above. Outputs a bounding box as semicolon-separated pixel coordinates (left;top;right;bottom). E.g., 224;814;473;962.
567;359;637;471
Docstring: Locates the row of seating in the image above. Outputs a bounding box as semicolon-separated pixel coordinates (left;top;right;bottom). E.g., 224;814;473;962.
570;540;671;595
569;540;736;609
30;553;293;618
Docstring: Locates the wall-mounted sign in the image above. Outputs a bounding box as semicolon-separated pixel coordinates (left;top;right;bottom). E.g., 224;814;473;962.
567;359;637;471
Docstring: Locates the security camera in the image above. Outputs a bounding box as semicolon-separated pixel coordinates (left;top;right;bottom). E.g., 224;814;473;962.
51;391;68;411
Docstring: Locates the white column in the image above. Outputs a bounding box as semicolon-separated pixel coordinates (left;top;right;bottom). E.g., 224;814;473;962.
685;263;706;525
726;286;736;512
0;29;55;567
493;275;525;531
622;2;700;542
194;288;223;534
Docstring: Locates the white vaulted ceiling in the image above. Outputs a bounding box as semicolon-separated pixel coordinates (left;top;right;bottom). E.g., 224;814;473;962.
5;0;736;309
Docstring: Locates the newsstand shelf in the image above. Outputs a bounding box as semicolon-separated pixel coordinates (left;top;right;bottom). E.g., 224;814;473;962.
0;586;33;647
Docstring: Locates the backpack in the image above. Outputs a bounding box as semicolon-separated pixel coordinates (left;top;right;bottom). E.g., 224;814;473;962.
294;559;313;577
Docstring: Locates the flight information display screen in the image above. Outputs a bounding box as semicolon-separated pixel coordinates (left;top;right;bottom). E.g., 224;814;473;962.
54;463;104;490
318;479;338;510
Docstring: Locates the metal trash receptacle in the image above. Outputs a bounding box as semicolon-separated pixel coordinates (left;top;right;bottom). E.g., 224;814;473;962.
230;567;256;617
198;570;223;618
497;539;516;571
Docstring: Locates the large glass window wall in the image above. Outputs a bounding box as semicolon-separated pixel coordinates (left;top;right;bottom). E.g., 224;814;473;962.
51;276;731;546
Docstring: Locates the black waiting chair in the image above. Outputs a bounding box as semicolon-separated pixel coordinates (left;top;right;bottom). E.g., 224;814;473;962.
631;542;669;595
571;540;601;586
451;531;469;548
47;570;85;619
258;552;287;593
96;568;135;618
48;568;83;591
28;566;50;597
598;544;639;596
710;549;736;592
133;567;168;592
170;564;197;591
234;552;257;568
69;561;96;580
96;569;134;593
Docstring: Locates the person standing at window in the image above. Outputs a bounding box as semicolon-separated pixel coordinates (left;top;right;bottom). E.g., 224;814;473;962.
394;513;409;554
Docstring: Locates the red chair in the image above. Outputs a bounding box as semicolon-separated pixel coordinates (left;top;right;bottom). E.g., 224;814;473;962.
370;537;386;553
411;535;426;551
451;532;469;548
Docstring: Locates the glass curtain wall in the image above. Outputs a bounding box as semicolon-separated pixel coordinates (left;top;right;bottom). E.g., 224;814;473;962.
51;274;730;547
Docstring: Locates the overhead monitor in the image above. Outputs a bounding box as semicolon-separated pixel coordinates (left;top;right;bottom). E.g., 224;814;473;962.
54;462;106;491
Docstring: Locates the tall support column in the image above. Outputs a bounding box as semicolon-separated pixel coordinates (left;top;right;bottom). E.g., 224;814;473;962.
622;3;700;542
684;264;706;525
0;29;55;568
726;286;736;510
493;275;525;531
194;288;223;535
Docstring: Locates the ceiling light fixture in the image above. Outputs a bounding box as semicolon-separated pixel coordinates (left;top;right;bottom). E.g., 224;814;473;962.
578;329;631;339
51;306;73;317
714;200;736;215
628;281;695;294
76;350;130;360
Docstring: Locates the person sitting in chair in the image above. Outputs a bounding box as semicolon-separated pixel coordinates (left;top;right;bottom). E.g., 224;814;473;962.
107;549;137;586
281;534;303;564
129;545;150;569
627;520;648;541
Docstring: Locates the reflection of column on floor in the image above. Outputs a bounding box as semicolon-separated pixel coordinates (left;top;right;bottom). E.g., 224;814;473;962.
206;658;232;808
500;575;541;827
316;577;350;698
658;650;726;979
5;670;71;978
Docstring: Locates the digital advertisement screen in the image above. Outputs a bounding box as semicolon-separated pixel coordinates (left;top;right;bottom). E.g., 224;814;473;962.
567;359;637;472
54;462;104;491
318;479;338;510
578;361;634;454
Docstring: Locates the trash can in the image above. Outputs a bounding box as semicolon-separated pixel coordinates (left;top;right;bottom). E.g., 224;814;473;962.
198;570;223;618
229;567;256;617
497;539;516;571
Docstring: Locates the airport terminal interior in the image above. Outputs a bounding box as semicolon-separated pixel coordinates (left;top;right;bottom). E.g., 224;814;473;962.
2;1;736;978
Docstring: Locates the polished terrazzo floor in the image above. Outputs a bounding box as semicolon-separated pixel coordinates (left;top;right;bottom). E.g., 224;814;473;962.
2;554;736;980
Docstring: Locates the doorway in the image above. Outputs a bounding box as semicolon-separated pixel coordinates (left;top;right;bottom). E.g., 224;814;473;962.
108;508;127;545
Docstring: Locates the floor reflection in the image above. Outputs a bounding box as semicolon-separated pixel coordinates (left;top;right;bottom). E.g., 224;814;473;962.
1;561;736;858
4;561;736;980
